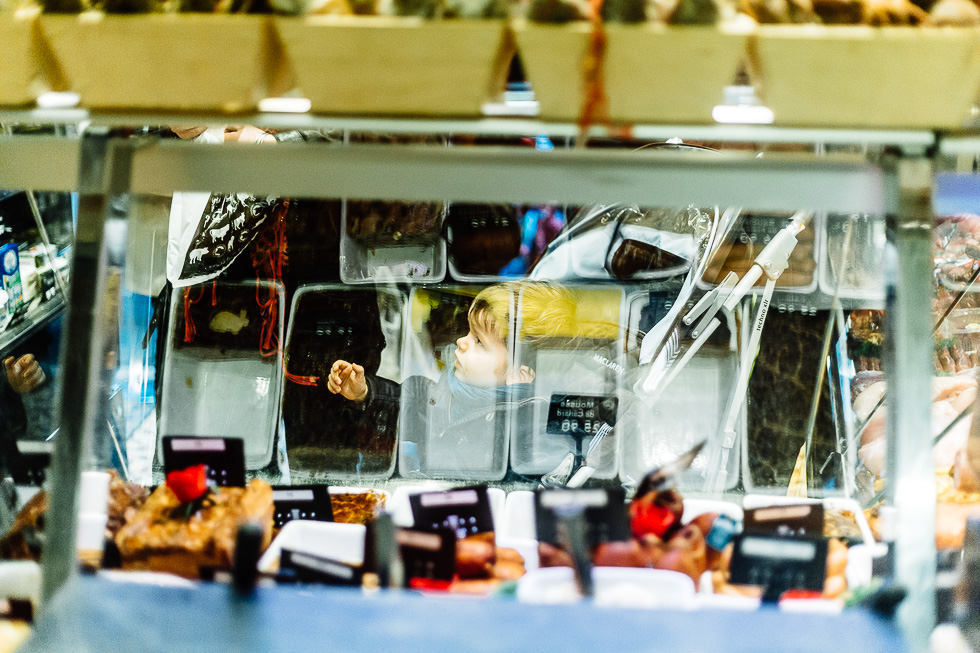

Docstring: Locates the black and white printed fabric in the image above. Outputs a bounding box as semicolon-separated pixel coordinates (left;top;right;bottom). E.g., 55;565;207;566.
166;127;281;288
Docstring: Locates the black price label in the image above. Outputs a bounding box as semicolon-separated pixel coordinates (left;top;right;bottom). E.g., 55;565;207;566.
409;485;494;538
280;549;363;586
162;436;246;487
396;528;456;583
546;394;618;439
743;503;824;537
271;485;333;529
534;487;630;550
729;533;827;601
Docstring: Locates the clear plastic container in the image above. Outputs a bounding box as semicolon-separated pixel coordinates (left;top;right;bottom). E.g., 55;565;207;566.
158;280;284;470
699;212;820;295
447;204;569;282
819;214;886;300
281;284;406;481
508;286;625;480
619;291;740;491
398;286;513;481
339;199;447;284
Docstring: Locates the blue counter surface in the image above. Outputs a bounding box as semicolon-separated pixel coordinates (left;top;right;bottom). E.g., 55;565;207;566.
22;574;908;653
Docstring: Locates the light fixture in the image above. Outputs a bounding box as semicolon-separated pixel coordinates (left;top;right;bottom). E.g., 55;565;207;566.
258;97;312;114
36;92;80;110
712;85;775;125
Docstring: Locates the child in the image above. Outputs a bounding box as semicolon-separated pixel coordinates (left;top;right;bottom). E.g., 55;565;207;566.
327;280;578;479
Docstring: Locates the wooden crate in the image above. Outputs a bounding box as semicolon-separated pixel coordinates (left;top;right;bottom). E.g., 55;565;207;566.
0;11;49;106
513;21;751;124
276;16;512;117
752;26;980;129
38;14;283;112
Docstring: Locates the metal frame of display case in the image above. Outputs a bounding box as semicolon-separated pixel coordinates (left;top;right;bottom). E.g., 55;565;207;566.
0;115;948;649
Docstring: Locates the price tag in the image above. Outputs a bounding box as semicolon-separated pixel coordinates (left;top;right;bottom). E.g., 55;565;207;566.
743;503;824;537
729;533;828;602
162;436;245;487
534;487;630;550
546;394;618;438
271;485;333;529
280;549;362;586
409;486;494;538
395;528;456;583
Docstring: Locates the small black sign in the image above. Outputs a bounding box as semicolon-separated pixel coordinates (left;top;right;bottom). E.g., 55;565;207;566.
280;549;363;586
162;436;246;487
743;503;825;537
534;487;630;550
271;485;333;529
546;394;618;439
409;486;494;538
395;527;456;583
729;533;828;602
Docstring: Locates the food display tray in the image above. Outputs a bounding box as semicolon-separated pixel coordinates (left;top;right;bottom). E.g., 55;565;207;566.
509;285;624;479
281;284;406;480
620;290;741;491
513;21;750;124
339;200;447;285
751;26;980;129
158;280;284;471
276;17;513;117
38;14;282;112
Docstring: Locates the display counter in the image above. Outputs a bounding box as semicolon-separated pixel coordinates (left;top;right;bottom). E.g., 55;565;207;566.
22;574;906;652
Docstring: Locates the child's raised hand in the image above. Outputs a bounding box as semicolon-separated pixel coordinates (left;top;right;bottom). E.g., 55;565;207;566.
4;354;45;394
508;365;535;385
327;360;368;402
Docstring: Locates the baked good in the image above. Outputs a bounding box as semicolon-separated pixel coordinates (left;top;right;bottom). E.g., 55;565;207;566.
115;479;274;579
330;490;386;525
0;492;46;562
0;471;147;563
106;471;149;539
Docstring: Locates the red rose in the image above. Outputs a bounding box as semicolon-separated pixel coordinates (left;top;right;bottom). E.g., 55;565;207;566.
630;500;677;539
166;464;209;503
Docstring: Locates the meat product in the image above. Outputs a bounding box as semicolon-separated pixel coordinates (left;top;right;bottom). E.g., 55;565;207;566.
653;547;700;583
537;542;574;568
853;381;886;423
593;540;653;568
455;533;496;579
666;524;707;579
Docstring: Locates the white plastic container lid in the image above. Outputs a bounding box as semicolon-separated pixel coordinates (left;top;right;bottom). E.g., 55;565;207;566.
79;471;111;516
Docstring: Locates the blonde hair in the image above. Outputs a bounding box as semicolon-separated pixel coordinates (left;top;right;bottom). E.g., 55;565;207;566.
469;280;582;346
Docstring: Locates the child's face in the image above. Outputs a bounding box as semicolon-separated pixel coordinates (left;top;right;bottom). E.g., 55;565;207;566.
454;319;509;388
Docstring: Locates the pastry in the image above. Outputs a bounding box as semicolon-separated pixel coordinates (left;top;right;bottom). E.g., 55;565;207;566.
115;479;274;579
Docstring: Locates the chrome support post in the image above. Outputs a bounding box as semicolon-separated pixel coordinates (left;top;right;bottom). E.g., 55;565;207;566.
885;155;937;651
40;128;135;604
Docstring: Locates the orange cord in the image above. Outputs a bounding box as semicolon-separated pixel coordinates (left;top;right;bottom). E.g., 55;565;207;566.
577;0;634;143
251;199;291;359
578;0;609;141
182;284;206;343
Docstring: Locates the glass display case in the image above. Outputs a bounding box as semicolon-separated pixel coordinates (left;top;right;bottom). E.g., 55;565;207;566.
0;120;957;651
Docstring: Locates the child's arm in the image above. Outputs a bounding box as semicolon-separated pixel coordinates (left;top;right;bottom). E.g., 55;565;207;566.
327;360;369;402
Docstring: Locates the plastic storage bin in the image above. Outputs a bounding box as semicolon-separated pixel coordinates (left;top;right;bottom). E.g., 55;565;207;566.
447;204;568;282
619;290;740;490
699;212;820;295
398;286;512;481
819;214;886;300
158;280;284;470
281;284;406;481
339;198;447;284
509;285;624;480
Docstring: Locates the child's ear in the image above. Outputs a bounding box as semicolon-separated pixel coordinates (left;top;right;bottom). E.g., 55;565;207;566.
507;365;535;385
